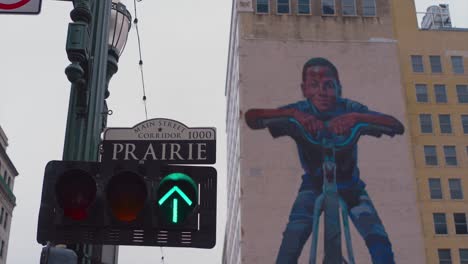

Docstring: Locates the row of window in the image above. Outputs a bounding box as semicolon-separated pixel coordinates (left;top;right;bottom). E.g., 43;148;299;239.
256;0;376;16
438;248;468;264
428;178;463;200
419;114;468;134
0;240;4;258
433;213;468;235
411;55;465;74
415;84;468;103
0;208;9;231
0;161;13;190
423;145;466;166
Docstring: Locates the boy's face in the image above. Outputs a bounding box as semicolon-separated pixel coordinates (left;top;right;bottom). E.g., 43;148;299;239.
301;65;338;112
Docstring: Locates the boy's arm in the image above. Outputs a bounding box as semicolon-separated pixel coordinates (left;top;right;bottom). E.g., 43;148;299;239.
328;112;404;135
245;108;296;129
355;113;405;134
245;108;325;134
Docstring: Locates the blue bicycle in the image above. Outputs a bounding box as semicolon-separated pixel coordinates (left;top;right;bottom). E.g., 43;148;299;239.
259;117;400;264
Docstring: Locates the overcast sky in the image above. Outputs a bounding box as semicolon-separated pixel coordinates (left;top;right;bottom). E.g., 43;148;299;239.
0;0;467;263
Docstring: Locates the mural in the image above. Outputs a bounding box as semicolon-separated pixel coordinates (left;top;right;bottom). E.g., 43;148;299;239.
244;58;404;264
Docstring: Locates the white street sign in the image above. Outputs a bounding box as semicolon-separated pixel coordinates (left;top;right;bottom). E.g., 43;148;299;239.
0;0;42;14
102;118;217;164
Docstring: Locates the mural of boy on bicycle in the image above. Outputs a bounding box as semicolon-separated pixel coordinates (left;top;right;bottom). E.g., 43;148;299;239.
245;58;404;264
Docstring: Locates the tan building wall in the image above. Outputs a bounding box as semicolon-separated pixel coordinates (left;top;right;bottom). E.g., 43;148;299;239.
391;0;468;263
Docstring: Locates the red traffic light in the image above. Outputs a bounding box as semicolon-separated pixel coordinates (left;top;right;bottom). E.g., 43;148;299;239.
55;169;97;221
106;171;147;222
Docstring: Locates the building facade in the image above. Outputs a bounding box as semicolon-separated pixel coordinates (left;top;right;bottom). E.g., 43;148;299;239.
0;126;18;264
392;1;468;263
224;0;436;263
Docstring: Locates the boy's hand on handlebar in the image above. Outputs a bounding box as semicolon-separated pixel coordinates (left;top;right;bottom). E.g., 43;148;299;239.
328;113;360;135
293;110;325;135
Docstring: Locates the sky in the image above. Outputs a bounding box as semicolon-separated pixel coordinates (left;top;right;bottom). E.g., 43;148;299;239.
0;0;467;263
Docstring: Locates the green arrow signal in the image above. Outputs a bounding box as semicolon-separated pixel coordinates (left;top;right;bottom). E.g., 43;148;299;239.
158;186;194;223
172;198;178;223
158;186;193;206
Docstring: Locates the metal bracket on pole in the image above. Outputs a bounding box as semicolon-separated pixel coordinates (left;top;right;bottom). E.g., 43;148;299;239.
40;244;77;264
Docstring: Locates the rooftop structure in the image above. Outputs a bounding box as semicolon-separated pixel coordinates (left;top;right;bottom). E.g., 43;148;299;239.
421;4;452;30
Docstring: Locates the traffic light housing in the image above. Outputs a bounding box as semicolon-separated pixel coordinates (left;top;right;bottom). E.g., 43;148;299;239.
37;160;217;248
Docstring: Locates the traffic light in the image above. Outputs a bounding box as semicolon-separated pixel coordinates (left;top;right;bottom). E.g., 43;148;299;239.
37;160;217;248
157;171;197;226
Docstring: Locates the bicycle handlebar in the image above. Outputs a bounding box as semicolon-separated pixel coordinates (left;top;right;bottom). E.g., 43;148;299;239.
260;117;400;150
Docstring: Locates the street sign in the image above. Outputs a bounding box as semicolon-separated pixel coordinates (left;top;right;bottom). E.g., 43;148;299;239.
102;118;216;164
0;0;42;14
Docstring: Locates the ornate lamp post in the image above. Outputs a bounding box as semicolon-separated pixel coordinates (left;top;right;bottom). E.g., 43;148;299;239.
106;0;132;98
65;0;131;98
62;0;131;263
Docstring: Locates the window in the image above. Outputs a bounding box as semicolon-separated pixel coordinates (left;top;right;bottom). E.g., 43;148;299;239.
433;213;448;234
430;55;442;73
460;249;468;264
462;115;468;134
438;249;452;264
0;241;4;258
322;0;335;15
451;56;464;74
439;114;452;134
424;145;438;165
454;213;468;234
411;55;424;73
443;146;457;166
434;84;447;103
297;0;310;14
458;85;468;103
419;114;433;133
277;0;289;14
448;179;463;199
429;178;442;199
6;177;10;189
416;84;428;102
342;0;356;15
362;0;376;16
256;0;269;13
3;213;7;229
0;208;4;224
